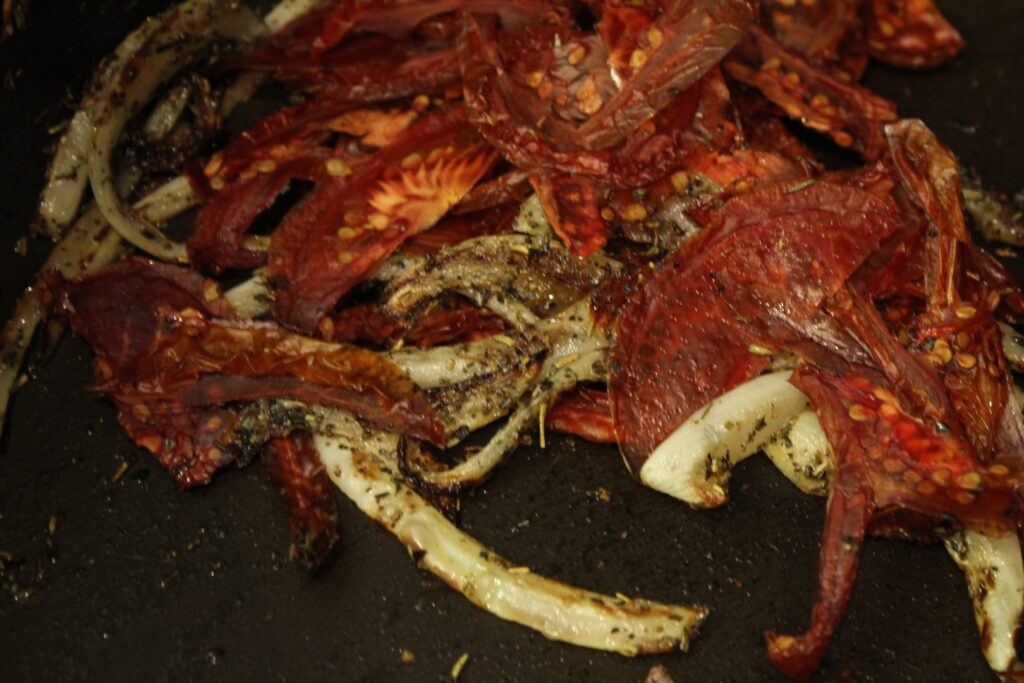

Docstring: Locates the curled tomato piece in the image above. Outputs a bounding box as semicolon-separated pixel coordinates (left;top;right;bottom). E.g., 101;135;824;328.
49;259;444;486
771;365;1022;680
328;297;507;349
459;6;750;179
759;0;868;81
311;0;572;53
725;27;898;159
530;174;608;256
188;97;421;273
268;106;498;333
548;387;616;444
879;120;1024;464
242;34;462;100
264;433;340;570
885;119;967;310
576;0;755;150
867;0;964;69
611;181;900;470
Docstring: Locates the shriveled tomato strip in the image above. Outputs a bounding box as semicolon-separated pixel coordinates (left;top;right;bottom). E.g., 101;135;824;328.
264;433;340;569
312;0;572;53
759;0;867;81
611;181;900;470
577;0;754;150
453;170;531;214
50;260;445;484
885;119;967;310
460;12;745;185
268;106;498;332
725;27;898;159
189;149;334;272
328;298;506;349
548;387;617;444
771;365;1023;679
403;205;517;255
530;174;608;256
237;29;461;99
867;0;964;69
189;99;422;273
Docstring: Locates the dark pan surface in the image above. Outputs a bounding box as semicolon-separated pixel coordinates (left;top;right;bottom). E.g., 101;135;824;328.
1;2;1022;681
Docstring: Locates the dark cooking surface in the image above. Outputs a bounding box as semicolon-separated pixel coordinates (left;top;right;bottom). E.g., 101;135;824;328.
1;2;1022;681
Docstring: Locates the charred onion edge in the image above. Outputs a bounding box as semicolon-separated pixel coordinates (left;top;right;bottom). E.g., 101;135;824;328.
313;411;708;655
86;0;242;262
638;371;810;507
943;529;1024;676
763;400;1024;676
36;18;157;239
83;0;317;263
401;299;610;490
763;410;832;497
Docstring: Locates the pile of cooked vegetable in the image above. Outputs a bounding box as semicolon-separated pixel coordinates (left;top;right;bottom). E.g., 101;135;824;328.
4;0;1024;679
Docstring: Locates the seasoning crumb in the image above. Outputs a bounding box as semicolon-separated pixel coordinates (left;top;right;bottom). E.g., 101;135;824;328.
400;648;416;664
748;343;773;356
47;515;59;536
646;665;676;683
450;652;470;681
111;460;130;483
13;237;27;257
538;401;547;449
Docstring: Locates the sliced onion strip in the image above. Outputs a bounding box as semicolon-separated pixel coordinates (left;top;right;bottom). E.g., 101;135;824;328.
314;415;707;655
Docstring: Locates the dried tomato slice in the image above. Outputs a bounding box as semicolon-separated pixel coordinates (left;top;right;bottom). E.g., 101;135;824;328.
188;98;423;273
547;387;616;444
576;0;755;150
530;173;608;256
264;432;340;569
885;119;967;310
611;181;900;470
866;0;964;69
237;27;461;100
771;364;1022;679
459;7;750;179
403;204;518;255
327;297;506;349
725;27;898;159
311;0;573;54
49;260;445;485
268;106;498;333
759;0;868;81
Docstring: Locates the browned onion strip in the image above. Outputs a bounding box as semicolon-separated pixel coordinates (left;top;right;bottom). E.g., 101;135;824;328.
86;0;245;262
313;411;708;655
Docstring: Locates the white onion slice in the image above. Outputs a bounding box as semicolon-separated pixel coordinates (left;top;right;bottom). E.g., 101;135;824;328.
640;371;809;507
944;530;1024;676
264;0;325;33
1000;323;1024;373
314;418;707;655
224;271;271;320
0;207;120;433
763;410;832;496
420;349;605;488
87;0;239;262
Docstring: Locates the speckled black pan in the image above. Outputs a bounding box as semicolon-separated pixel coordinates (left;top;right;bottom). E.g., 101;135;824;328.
1;2;1022;681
